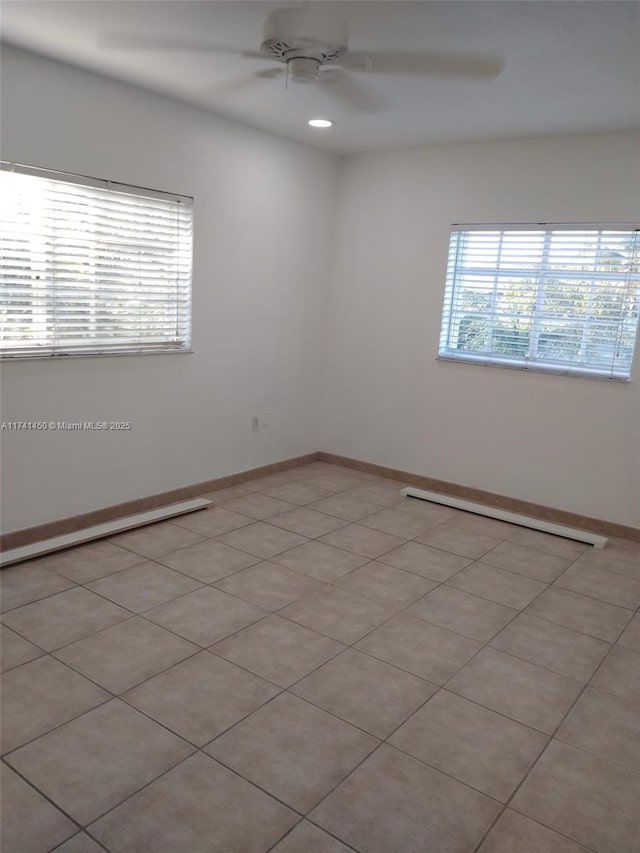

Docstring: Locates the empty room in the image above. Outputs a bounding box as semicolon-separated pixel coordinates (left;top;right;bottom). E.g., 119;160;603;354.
0;2;639;852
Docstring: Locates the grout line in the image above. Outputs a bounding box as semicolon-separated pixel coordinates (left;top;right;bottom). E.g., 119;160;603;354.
468;589;640;853
1;756;88;842
518;600;635;644
263;815;363;853
0;622;59;662
78;750;207;834
0;581;79;617
48;829;111;853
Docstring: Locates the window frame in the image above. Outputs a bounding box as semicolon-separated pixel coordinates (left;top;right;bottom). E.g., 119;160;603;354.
0;162;194;361
438;222;640;382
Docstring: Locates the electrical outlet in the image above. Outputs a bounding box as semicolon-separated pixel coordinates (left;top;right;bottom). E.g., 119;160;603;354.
251;415;260;432
261;411;271;429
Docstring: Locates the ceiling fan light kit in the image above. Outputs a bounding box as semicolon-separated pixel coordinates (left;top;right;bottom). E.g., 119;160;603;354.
287;56;321;84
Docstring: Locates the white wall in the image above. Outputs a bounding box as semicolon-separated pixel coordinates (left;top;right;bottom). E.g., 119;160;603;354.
0;46;338;532
323;132;640;527
2;48;638;534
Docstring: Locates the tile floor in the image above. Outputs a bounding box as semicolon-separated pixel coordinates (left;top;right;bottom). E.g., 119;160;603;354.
1;461;639;853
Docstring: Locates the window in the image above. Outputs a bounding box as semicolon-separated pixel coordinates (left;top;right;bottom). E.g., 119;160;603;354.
0;163;192;358
439;224;640;380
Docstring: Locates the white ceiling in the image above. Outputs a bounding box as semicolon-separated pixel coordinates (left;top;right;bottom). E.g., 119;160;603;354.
2;1;639;154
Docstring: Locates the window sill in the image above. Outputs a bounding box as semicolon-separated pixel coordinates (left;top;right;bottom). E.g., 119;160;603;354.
0;348;194;362
436;353;631;382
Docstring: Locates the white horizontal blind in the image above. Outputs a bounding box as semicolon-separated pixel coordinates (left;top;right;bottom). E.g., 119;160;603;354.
439;224;640;380
0;164;193;358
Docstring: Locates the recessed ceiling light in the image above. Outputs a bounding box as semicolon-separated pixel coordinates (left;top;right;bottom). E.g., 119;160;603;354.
308;118;333;128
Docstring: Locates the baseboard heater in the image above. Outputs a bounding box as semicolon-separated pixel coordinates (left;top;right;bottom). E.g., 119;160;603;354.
0;498;213;568
401;487;607;549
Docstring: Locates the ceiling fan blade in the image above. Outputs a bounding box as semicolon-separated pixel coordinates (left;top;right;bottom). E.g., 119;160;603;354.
343;52;504;79
205;75;258;100
319;73;379;114
255;68;286;80
98;34;268;61
205;67;284;99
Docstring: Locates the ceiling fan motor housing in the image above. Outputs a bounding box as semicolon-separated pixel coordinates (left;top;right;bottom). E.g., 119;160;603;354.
261;7;347;83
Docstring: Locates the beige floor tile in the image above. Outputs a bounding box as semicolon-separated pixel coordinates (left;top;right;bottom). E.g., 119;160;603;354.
481;542;571;582
416;525;503;560
512;739;640;853
379;541;472;581
448;563;547;610
124;651;279;745
309;493;381;522
40;540;146;583
217;521;308;558
342;482;408;507
571;544;640;581
0;624;43;672
0;563;74;613
506;529;589;560
109;520;205;558
355;613;481;683
206;693;377;811
0;764;76;853
335;561;436;609
311;744;500;853
525;587;633;642
617;613;640;652
318;524;405;558
211;615;344;687
406;586;518;642
271;821;353;853
292;648;436;738
6;469;633;853
268;507;348;538
218;493;297;520
144;586;266;646
86;562;202;614
556;686;640;773
554;562;640;609
607;536;640;554
262;482;335;505
2;587;131;651
53;616;199;693
248;470;310;491
170;507;253;538
359;507;436;539
590;645;640;705
281;587;392;644
490;613;610;682
54;833;106;853
447;648;582;734
214;561;323;610
1;656;109;754
271;540;369;581
478;809;592;853
6;699;193;825
390;690;547;802
89;752;296;853
156;538;260;583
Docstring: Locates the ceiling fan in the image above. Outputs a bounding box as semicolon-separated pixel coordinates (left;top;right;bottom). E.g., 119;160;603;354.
101;5;505;112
